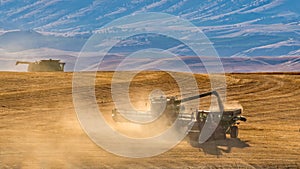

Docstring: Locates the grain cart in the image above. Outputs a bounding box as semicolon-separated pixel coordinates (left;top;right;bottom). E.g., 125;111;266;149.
16;59;65;72
112;90;247;142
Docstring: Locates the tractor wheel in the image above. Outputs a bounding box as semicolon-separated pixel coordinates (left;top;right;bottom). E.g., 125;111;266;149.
230;126;238;138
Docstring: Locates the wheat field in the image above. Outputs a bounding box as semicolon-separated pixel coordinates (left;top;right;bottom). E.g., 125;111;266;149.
0;72;299;168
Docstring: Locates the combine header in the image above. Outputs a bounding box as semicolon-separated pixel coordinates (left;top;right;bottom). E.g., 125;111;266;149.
112;90;247;143
16;59;65;72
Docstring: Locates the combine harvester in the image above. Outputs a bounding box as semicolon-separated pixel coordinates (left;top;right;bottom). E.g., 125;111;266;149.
112;90;247;144
16;59;65;72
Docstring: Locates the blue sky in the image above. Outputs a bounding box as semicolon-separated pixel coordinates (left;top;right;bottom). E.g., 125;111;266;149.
0;0;299;71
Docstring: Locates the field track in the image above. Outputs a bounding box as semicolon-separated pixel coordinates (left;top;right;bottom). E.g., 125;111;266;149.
0;72;299;168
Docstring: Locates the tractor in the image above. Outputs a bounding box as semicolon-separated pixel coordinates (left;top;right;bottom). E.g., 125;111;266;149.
112;90;247;143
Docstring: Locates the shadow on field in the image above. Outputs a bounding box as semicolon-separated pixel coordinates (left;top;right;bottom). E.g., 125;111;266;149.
190;138;250;156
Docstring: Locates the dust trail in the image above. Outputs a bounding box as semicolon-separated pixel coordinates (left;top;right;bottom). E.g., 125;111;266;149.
110;114;173;138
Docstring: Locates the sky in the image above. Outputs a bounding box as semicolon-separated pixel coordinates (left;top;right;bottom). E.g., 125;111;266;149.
0;0;299;72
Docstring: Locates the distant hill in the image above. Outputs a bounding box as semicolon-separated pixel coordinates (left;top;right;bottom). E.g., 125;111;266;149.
2;47;298;72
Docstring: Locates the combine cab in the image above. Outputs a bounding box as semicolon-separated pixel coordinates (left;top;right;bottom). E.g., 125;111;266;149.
16;59;65;72
112;90;247;143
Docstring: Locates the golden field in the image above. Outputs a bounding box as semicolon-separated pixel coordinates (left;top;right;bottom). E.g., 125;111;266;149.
0;72;299;168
